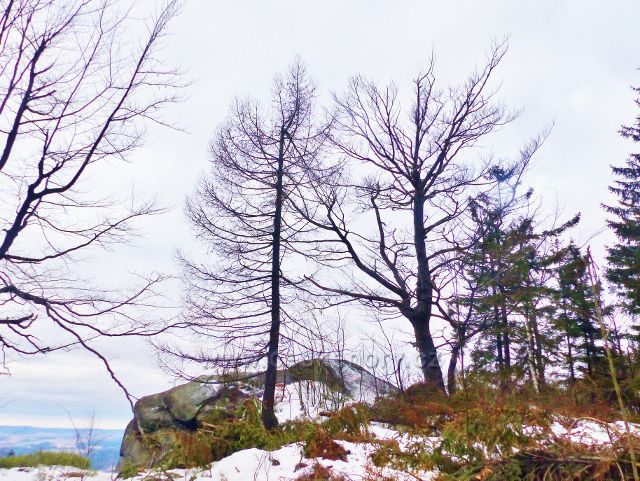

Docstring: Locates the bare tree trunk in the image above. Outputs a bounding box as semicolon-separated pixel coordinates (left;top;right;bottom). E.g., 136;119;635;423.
502;305;511;369
497;284;511;372
411;315;445;390
524;310;540;393
262;128;286;430
174;61;320;430
447;344;460;395
298;45;518;392
586;328;595;378
531;311;546;388
563;306;576;383
496;331;504;371
412;190;445;390
566;332;576;382
491;280;504;375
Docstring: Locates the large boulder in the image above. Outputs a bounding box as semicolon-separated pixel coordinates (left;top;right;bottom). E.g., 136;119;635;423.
118;358;396;469
119;380;257;469
133;378;255;432
285;358;396;401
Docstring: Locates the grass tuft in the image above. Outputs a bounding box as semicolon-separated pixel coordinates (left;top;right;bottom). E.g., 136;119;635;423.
294;462;347;480
0;451;91;470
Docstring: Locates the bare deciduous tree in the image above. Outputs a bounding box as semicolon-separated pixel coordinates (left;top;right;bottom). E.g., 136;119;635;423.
297;43;537;390
0;0;183;406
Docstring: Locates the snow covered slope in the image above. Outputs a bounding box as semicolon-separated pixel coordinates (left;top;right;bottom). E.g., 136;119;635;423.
3;418;637;481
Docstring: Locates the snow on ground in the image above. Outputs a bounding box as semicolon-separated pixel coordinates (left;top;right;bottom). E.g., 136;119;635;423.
0;440;436;481
0;421;439;481
274;381;332;422
273;378;380;423
0;466;117;481
168;441;436;481
4;405;640;481
550;417;640;446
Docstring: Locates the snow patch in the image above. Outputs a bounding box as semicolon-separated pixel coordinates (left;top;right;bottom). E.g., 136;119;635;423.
550;418;640;446
274;381;344;423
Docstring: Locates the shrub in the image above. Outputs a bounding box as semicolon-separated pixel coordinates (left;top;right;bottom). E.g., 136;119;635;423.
434;405;542;467
0;451;91;470
323;404;370;438
368;385;453;432
150;397;317;470
162;399;272;468
303;426;349;461
117;460;142;479
361;463;398;481
433;444;640;481
295;462;347;481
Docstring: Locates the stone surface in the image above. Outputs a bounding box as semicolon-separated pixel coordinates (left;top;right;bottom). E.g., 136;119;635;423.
287;358;397;401
118;359;396;469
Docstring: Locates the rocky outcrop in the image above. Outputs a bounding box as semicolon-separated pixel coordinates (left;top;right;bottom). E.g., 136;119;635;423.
118;358;396;469
285;358;396;401
119;380;258;468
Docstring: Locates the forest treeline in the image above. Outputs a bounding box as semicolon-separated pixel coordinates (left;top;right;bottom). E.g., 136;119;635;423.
1;1;640;433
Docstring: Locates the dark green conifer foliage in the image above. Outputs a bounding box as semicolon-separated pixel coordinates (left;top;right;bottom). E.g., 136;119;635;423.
462;192;580;390
459;190;529;382
556;243;601;381
605;87;640;317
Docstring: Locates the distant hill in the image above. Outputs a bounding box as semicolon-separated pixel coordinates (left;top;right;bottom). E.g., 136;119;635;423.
0;426;124;471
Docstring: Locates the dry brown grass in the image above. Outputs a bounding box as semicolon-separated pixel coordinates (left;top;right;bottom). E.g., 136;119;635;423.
365;379;640;480
294;463;348;480
361;463;400;481
369;378;628;436
303;427;350;461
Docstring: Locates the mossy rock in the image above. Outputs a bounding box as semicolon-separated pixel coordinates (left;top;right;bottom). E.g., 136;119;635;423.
285;359;397;400
119;358;396;471
133;378;257;433
285;359;345;391
119;380;256;470
119;422;209;470
134;393;175;433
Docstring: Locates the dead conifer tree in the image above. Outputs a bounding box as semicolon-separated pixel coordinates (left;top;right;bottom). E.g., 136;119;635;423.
177;61;325;428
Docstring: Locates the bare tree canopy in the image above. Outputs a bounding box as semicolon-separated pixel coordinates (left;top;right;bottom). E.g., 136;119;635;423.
297;42;539;389
0;0;183;405
173;60;327;428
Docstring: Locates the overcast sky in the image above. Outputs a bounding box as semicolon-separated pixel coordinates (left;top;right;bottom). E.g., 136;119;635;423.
1;0;639;430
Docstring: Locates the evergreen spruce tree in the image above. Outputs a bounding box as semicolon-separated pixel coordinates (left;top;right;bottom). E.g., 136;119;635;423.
605;86;640;319
463;199;579;391
556;242;601;381
460;192;522;383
